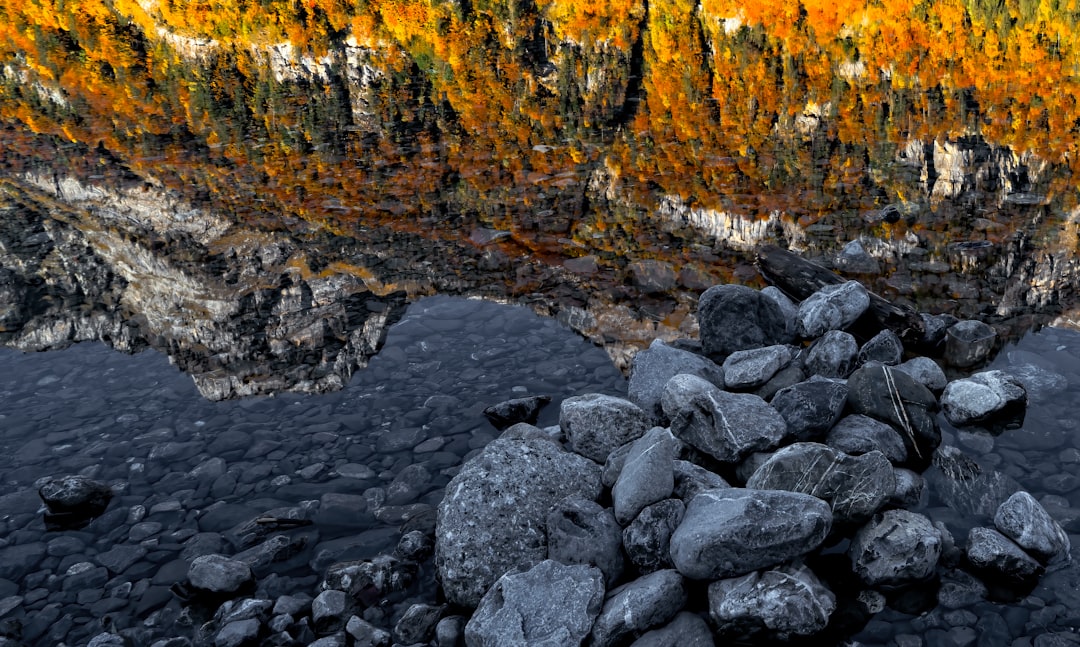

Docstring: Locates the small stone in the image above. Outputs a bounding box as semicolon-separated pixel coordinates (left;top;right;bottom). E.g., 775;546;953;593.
942;370;1027;431
394;603;446;645
944;320;997;368
770;379;848;441
546;496;624;586
895;356;948;392
312;589;355;633
859;329;904;366
722;345;792;390
622;499;685;573
612;427;677;525
346;615;391;647
627;340;725;425
483;395;551;430
826;414;908;464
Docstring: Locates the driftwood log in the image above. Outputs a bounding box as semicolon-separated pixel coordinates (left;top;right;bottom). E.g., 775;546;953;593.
756;244;925;345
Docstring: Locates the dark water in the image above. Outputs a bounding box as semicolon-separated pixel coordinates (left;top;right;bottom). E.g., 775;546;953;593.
0;296;625;645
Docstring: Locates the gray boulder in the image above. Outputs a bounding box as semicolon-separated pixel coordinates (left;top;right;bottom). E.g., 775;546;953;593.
994;491;1070;564
612;427;677;525
826;414;908;464
770;379;848;441
623;499;685;573
722;345;792;389
662;374;787;463
463;560;605;647
746;442;895;525
859;329;904;366
590;569;687;647
560;394;650;463
805;330;859;378
546;496;624;586
669;488;832;580
795;281;870;338
629;612;715;647
849;509;942;586
188;554;255;595
941;370;1027;430
698;284;791;359
966;527;1043;583
436;435;602;607
761;286;799;338
847;365;941;468
894;356;948;392
628;339;725;424
708;563;836;641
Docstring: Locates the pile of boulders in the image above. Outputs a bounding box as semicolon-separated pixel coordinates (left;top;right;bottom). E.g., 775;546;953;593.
432;279;1070;645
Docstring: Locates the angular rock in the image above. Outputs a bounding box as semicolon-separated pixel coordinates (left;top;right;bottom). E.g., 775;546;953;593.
849;509;942;586
894;356;948;392
826;414;908;464
623;499;685;573
629;612;715;647
188;554;255;595
698;284;791;360
312;590;354;634
627;339;725;425
966;527;1043;583
669;488;832;580
346;616;391;646
612;427;677;525
661;374;787;463
994;491;1070;564
754;363;808;402
770;379;848;441
941;370;1027;431
847;365;941;468
944;320;997;368
859;329;904;366
483;395;551;431
890;467;926;508
546;496;624;586
795;281;870;338
590;569;687;647
394;603;445;645
560;394;650;463
708;563;835;641
38;475;113;529
722;345;791;390
672;460;730;503
805;330;859;378
436;436;603;607
746;442;895;524
463;560;604;647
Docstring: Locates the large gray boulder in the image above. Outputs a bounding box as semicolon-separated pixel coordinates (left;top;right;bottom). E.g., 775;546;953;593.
589;569;687;647
628;339;725;424
661;374;787;463
941;370;1027;431
669;488;832;580
746;443;895;525
795;281;870;338
698;284;791;360
436;435;603;607
708;563;836;641
848;509;942;586
560;394;650;463
612;427;677;525
994;491;1070;565
463;560;605;647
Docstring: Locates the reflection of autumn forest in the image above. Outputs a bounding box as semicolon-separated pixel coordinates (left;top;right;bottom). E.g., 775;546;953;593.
3;0;1080;308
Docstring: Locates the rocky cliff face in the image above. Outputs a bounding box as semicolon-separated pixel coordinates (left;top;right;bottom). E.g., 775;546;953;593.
0;177;407;400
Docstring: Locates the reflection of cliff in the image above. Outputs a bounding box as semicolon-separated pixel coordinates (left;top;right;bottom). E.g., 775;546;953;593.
0;179;408;400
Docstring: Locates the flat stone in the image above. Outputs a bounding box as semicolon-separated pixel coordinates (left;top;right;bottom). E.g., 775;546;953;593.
662;374;787;463
669;488;832;580
188;554;254;594
722;345;791;390
464;560;604;647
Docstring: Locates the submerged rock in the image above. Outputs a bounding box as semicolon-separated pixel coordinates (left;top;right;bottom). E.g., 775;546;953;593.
941;370;1027;431
994;491;1071;565
483;395;551;430
38;475;114;529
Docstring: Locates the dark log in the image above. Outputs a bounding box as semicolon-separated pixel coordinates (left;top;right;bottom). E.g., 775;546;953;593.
756;244;925;344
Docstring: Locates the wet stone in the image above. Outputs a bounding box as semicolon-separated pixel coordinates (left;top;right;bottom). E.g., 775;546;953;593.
945;320;997;368
849;509;942;586
827;414;908;464
895;356;948;392
629;611;715;647
482;395;551;430
187;554;255;594
612;427;677;525
847;365;941;468
942;370;1028;431
393;603;446;644
994;491;1071;564
859;329;904;366
795;281;870;339
966;527;1044;583
97;545;148;574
